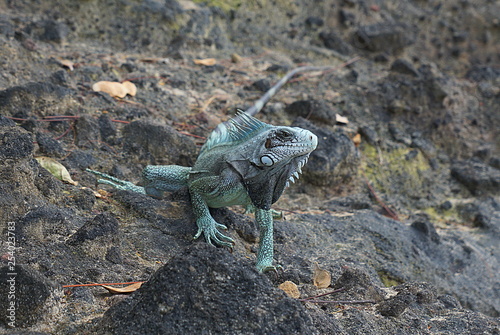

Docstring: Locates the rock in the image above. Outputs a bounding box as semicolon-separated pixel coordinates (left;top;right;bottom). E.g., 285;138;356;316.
411;219;440;243
319;30;353;55
455;197;500;232
36;132;65;157
71;187;96;211
74;115;100;147
49;69;75;88
358;125;379;146
305;16;324;28
250;78;271;92
465;65;500;82
97;114;117;143
63;149;96;170
93;243;317;334
0;82;73;116
0;126;33;159
284;100;336;125
67;213;119;245
0;115;16;127
275;209;500;317
0;265;60;328
122;120;197;166
292;117;359;187
39;20;69;43
17;205;72;243
353;22;417;53
333;267;384;302
377;292;414;317
378;282;437;317
451;160;500;196
323;194;372;212
339;9;356;27
390;59;419;77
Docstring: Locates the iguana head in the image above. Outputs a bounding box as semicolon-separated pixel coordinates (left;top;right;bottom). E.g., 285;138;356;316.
210;112;317;210
246;126;318;188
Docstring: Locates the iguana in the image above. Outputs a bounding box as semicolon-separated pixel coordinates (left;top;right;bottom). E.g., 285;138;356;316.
87;66;326;272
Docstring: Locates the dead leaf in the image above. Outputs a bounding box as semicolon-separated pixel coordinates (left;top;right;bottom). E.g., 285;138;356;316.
58;59;74;71
230;53;242;63
121;81;137;96
193;58;217;66
335;113;349;125
101;282;143;294
92;81;136;98
352;133;361;147
35;157;78;185
313;263;331;289
278;281;300;299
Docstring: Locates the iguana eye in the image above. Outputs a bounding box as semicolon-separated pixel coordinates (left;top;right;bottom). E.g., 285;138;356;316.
260;155;274;166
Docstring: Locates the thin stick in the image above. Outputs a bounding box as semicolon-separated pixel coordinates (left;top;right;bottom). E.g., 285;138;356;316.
300;287;346;301
302;299;376;304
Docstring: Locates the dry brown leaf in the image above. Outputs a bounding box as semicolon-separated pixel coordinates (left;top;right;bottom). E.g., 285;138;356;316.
230;53;242;63
59;59;74;71
352;133;361;147
101;282;143;294
193;58;217;66
92;81;137;98
122;81;137;96
313;263;331;289
335;113;349;125
278;281;300;299
35;157;78;185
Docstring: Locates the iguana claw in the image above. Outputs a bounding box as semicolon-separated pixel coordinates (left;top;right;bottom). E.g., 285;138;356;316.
257;264;283;274
194;217;234;248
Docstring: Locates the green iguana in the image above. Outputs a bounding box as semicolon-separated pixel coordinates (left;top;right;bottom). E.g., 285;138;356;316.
87;66;326;272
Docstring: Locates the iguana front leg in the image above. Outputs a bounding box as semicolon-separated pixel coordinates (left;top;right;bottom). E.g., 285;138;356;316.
255;208;280;272
188;175;236;248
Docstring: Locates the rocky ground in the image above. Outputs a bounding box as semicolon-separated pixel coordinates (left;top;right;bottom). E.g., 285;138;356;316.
0;0;499;334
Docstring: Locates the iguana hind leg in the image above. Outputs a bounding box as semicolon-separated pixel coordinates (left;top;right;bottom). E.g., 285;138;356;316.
86;165;191;198
86;169;146;194
142;165;191;198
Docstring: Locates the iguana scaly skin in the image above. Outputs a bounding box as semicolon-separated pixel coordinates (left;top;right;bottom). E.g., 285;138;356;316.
87;66;323;272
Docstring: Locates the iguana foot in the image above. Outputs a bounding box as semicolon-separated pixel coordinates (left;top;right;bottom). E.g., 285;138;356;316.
256;263;283;273
194;216;235;248
86;169;146;194
244;205;283;220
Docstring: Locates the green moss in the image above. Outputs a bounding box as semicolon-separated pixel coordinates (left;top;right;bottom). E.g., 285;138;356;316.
360;143;431;197
192;0;243;12
422;205;461;228
377;270;404;287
